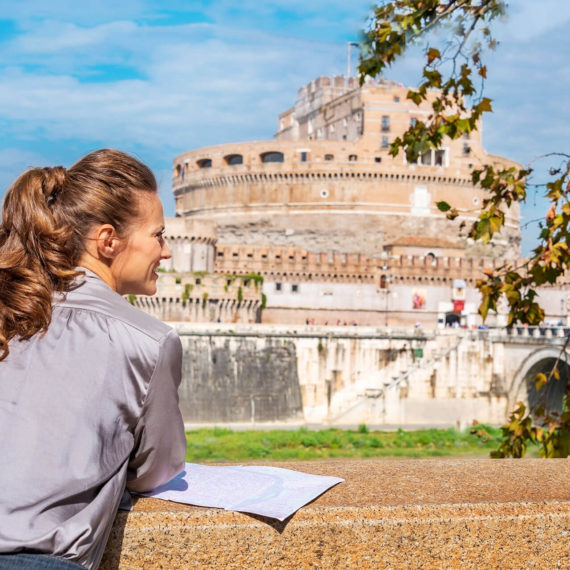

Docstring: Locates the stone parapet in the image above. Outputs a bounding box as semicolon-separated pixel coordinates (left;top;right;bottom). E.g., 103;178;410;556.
101;458;570;568
215;244;377;282
213;243;511;286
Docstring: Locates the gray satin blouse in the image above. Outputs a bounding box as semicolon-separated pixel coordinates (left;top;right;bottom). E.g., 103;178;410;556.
0;269;187;569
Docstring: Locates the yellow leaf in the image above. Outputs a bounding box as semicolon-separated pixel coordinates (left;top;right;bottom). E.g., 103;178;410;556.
427;47;441;64
535;372;547;391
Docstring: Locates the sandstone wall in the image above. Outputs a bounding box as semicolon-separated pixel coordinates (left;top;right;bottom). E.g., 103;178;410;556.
172;325;569;427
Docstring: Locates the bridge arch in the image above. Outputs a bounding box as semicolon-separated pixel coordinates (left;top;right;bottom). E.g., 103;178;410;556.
509;347;569;420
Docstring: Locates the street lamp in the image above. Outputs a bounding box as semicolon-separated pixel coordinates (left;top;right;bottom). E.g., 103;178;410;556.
383;272;392;327
347;41;360;78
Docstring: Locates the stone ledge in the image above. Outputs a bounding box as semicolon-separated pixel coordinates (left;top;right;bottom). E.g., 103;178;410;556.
101;458;570;569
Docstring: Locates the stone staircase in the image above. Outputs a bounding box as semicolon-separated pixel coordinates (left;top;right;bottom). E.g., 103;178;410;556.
329;337;464;425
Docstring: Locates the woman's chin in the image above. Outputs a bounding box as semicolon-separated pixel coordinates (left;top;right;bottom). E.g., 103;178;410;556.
143;282;158;296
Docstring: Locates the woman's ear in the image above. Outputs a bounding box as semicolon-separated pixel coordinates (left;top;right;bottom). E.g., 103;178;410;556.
94;224;121;260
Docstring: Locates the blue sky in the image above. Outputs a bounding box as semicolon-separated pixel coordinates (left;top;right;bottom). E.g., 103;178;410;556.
1;1;569;255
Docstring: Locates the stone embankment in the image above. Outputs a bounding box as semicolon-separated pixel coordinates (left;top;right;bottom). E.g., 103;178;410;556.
101;458;569;568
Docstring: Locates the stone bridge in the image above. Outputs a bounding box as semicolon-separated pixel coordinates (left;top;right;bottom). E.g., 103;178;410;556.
173;323;570;427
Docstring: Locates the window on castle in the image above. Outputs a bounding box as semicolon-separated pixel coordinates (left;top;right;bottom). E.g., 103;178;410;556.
410;117;417;127
275;282;282;291
197;158;212;168
381;136;389;149
463;143;471;156
289;256;294;260
375;157;382;163
232;253;238;258
394;96;400;103
324;154;334;161
420;151;431;165
291;284;299;293
348;154;358;161
415;148;449;167
217;251;224;257
195;278;201;285
261;151;284;163
224;154;243;165
381;115;390;132
300;151;307;162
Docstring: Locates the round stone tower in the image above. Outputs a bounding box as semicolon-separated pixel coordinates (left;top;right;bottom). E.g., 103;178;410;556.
172;76;522;259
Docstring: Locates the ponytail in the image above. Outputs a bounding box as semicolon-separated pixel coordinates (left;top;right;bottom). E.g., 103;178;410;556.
0;149;157;360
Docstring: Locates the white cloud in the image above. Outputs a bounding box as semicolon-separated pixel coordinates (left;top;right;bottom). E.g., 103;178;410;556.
11;20;139;54
497;0;570;41
0;19;351;155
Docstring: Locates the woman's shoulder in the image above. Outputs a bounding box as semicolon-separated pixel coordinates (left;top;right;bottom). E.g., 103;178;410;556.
57;271;175;344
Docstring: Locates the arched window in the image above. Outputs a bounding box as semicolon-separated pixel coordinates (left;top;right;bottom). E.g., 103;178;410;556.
197;158;212;168
348;154;358;162
224;154;243;165
260;151;284;163
175;164;182;176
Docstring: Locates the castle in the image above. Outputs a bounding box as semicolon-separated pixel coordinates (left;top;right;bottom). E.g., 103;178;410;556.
137;76;569;328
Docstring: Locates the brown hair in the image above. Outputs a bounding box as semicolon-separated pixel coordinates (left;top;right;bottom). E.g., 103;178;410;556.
0;148;157;360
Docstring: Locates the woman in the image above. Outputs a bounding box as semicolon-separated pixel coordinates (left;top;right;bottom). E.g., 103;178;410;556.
0;149;187;569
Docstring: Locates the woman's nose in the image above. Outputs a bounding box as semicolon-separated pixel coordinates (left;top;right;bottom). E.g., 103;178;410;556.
161;239;172;260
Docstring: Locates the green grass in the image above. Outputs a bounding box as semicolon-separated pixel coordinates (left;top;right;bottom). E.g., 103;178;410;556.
184;425;508;462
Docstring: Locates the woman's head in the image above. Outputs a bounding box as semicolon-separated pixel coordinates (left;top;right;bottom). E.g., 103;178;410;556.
0;148;163;359
80;190;171;296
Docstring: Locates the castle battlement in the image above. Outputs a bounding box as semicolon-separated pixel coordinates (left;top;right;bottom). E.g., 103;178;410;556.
210;242;513;286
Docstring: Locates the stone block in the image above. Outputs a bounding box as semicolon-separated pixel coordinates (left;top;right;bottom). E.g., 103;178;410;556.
101;458;569;568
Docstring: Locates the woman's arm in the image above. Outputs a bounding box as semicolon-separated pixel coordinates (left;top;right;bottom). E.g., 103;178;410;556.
126;328;187;493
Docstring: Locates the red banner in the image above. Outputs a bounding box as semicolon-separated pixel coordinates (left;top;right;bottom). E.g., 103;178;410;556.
453;300;465;313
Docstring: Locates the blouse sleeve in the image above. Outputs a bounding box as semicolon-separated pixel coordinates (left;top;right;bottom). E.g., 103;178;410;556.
126;328;187;493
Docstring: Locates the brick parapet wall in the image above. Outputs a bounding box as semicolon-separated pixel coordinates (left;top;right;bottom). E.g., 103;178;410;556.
213;244;514;285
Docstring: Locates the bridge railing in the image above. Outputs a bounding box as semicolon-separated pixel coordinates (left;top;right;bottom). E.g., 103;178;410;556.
480;326;570;339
